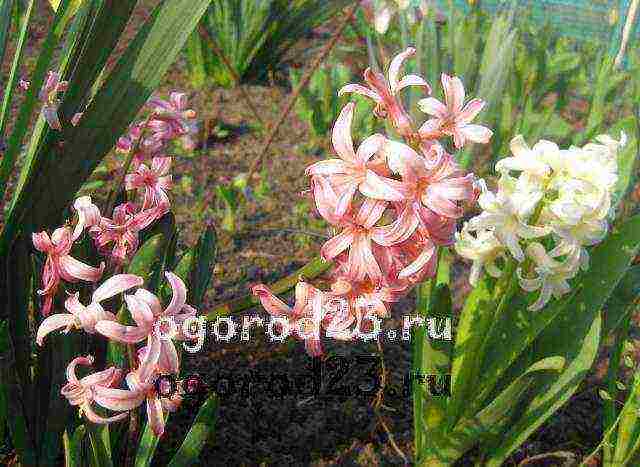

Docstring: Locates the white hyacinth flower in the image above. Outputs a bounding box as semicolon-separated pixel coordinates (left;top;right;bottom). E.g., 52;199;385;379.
467;179;548;262
454;225;507;285
517;243;581;311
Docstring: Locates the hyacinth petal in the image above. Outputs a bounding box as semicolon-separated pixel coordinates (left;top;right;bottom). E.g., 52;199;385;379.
332;103;357;163
139;335;161;382
334;182;358;219
337;84;382;104
158;340;179;374
42;105;62;130
355;198;387;229
82;404;129;425
32;231;54;252
73;196;101;240
93;274;144;303
458;98;485;123
80;366;122;388
164;271;187;316
134;288;163;316
66;355;93;385
95;321;147;344
372;204;419;246
311;176;341;225
124;295;154;328
422;189;463;218
460;124;492;144
93;387;145;411
360;170;407;202
348;234;381;283
321;229;355;262
529;284;553;311
388;47;415;94
516;223;549;240
36;313;76;346
147;395;165;437
417;97;447;118
441;73;465;112
58;255;104;283
395;74;431;94
151;156;172;176
251;284;291;316
356;133;385;164
305;159;349;176
399;241;436;279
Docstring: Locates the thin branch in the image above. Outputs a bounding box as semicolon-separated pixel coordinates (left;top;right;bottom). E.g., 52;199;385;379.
197;24;265;128
246;1;360;182
614;0;640;68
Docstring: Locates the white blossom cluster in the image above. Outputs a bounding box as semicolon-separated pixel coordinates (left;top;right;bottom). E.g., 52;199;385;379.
455;132;626;310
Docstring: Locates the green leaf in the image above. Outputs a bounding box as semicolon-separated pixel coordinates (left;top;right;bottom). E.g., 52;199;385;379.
134;414;167;467
167;394;218;467
475;214;640;416
611;116;639;207
0;0;75;201
447;277;494;428
0;1;15;85
188;224;217;307
87;424;113;467
419;357;564;464
63;425;85;467
1;0;210;258
603;265;640;336
614;372;640;464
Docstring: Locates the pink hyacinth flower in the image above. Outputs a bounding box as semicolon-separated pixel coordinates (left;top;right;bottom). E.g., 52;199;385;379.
90;203;159;265
33;227;105;316
72;195;101;240
95;272;197;375
314;177;388;284
36;274;143;345
61;355;134;424
372;141;473;251
252;281;325;356
418;73;492;149
125;156;172;211
93;336;180;437
305;103;407;217
146;92;198;150
39;71;68;130
339;47;430;136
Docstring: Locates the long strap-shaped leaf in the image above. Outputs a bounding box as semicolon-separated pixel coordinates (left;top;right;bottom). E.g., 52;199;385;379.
167;394;219;467
483;214;640;464
0;0;30;142
0;0;74;201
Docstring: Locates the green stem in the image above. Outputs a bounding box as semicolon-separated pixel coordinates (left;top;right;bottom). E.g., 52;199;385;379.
204;256;331;320
603;313;632;466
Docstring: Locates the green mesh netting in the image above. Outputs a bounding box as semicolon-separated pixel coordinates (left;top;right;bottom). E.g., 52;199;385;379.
423;0;638;44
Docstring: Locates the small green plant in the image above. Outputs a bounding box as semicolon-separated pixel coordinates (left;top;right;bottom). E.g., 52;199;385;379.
291;62;377;144
184;0;351;88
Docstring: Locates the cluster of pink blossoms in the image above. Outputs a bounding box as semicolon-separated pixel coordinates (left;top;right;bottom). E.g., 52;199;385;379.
32;91;199;436
34;90;197;316
252;48;492;356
